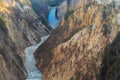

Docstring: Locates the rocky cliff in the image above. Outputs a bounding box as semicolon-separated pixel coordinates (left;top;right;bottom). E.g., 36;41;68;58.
0;0;49;80
35;1;120;80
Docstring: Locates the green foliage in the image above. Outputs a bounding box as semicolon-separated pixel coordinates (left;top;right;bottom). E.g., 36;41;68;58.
103;24;112;36
64;10;74;20
0;17;7;32
0;18;5;26
99;33;120;80
64;7;81;20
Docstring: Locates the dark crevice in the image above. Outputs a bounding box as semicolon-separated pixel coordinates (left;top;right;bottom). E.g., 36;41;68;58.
99;32;120;80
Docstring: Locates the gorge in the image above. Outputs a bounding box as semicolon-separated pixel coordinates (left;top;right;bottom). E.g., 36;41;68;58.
24;6;62;80
35;0;120;80
0;0;120;80
24;35;50;80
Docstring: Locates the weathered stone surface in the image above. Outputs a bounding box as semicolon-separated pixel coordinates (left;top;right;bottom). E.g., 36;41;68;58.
35;2;120;80
30;0;50;17
0;0;49;80
57;1;68;19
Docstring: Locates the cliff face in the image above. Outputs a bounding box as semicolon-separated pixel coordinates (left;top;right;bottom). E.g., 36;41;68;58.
30;0;50;17
35;1;120;80
0;0;49;80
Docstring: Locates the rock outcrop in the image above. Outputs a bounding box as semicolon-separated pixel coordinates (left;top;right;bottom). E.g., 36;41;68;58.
35;1;120;80
57;1;68;19
30;0;50;18
0;0;49;80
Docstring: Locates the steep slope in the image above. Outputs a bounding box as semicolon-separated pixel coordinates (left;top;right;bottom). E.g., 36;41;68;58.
35;1;120;80
30;0;50;18
44;0;65;7
0;0;49;80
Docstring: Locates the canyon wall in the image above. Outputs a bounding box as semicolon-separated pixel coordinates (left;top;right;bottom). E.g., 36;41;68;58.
0;0;49;80
35;1;120;80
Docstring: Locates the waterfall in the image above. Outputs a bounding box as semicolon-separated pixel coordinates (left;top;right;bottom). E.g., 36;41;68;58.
48;7;60;29
24;35;50;80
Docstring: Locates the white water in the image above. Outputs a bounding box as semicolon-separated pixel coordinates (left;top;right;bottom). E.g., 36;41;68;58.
24;35;50;80
48;7;60;29
24;6;62;80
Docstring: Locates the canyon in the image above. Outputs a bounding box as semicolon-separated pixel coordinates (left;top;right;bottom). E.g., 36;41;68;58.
24;35;50;80
35;0;120;80
0;0;49;80
0;0;120;80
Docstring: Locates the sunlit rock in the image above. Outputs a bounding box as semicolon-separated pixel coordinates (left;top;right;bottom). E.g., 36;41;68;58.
35;1;120;80
57;1;68;19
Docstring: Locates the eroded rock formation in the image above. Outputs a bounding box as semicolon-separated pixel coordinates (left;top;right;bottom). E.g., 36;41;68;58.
35;1;120;80
0;0;49;80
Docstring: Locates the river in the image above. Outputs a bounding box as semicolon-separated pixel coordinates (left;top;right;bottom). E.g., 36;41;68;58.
24;35;50;80
24;7;60;80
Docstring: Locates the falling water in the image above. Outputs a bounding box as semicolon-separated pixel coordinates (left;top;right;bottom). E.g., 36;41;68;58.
24;35;50;80
48;7;60;29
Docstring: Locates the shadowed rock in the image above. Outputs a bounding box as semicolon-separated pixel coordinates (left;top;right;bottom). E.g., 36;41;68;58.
57;1;68;19
30;0;50;17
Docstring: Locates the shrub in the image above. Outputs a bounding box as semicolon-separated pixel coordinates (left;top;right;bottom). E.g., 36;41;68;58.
0;17;7;32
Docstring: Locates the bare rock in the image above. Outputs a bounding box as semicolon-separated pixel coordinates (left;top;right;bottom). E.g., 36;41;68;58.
57;1;68;19
0;0;49;80
35;2;120;80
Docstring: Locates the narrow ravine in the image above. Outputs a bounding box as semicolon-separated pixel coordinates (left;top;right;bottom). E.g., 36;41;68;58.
24;35;50;80
24;6;63;80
